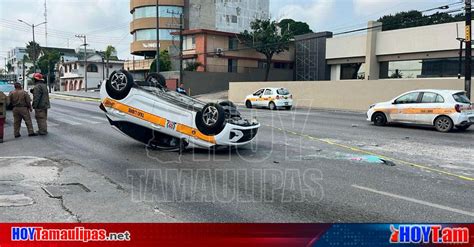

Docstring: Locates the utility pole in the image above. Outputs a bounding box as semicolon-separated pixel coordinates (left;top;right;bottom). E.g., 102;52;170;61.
155;0;160;74
76;34;88;92
466;0;472;99
18;20;47;74
44;0;48;46
179;13;184;85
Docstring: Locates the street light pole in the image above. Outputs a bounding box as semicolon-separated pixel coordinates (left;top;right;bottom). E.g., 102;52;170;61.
76;34;88;92
18;20;46;76
156;0;160;74
466;0;472;99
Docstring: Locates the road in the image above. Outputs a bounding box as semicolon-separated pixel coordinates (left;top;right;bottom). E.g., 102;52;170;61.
0;96;473;223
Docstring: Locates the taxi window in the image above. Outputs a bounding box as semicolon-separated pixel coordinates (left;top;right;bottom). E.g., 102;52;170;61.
253;89;264;96
277;88;290;95
421;93;444;103
453;93;471;104
264;89;272;95
395;92;420;104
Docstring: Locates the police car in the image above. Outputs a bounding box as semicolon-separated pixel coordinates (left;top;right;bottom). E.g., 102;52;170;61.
100;70;260;151
245;88;293;110
367;89;473;132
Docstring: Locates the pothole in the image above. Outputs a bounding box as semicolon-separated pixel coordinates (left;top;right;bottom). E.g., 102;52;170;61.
42;183;91;199
0;194;34;207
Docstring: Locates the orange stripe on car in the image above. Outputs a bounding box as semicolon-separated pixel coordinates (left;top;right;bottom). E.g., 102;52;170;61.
103;98;216;144
374;107;457;115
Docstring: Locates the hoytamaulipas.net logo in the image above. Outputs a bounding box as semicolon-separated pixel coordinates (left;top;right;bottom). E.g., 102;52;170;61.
390;225;469;244
11;226;131;242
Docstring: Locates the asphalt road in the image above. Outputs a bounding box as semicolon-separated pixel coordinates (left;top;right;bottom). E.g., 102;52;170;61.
0;97;473;223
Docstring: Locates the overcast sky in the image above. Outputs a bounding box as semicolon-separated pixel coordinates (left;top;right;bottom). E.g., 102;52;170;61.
0;0;459;66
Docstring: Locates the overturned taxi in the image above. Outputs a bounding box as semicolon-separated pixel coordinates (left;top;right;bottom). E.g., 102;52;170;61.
367;89;473;132
100;70;259;150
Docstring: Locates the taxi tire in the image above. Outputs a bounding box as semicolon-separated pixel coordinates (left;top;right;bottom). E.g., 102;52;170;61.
372;112;387;126
106;70;134;100
434;116;454;132
245;100;252;109
145;73;166;89
196;103;226;136
269;102;277;110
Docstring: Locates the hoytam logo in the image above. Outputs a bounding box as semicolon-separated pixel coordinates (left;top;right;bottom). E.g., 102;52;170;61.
11;227;131;242
390;225;469;244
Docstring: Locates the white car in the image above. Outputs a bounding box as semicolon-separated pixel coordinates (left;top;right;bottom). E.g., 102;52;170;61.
100;70;260;150
367;89;473;132
245;88;293;110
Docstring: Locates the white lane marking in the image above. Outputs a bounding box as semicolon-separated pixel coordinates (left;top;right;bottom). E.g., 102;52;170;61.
51;111;101;124
352;185;474;217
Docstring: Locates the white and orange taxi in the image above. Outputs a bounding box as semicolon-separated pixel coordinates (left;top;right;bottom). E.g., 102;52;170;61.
245;88;293;110
367;90;473;132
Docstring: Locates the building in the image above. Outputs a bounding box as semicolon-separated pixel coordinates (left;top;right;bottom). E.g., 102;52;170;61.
181;29;294;73
6;47;33;82
58;48;124;91
129;0;270;58
295;21;471;82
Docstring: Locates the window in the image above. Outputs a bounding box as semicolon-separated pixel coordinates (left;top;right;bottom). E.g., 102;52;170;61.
340;63;365;80
277;88;290;95
87;64;98;73
74;63;77;70
395;93;420;104
253;89;264;96
228;59;238;73
134;29;176;41
133;6;183;19
228;38;238;50
421;93;444;103
264;89;272;95
453;92;471;104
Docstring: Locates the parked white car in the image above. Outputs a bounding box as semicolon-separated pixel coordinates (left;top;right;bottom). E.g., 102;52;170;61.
245;88;293;110
367;89;473;132
100;70;260;151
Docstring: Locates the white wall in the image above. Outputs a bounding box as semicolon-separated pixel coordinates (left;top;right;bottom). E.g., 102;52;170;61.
326;34;366;59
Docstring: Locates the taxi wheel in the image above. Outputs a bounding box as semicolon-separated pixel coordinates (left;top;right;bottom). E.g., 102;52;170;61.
269;102;277;110
434;116;453;132
372;112;387;126
196;103;226;136
106;70;134;100
245;100;252;109
145;73;166;89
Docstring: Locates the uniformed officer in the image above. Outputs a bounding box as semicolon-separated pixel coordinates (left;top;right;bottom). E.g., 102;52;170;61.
9;83;37;138
32;73;50;135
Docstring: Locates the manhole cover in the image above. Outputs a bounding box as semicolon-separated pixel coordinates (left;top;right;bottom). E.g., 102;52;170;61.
42;183;90;199
0;194;34;207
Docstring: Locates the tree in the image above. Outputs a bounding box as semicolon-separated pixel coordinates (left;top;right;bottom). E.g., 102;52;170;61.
278;19;313;36
6;62;12;73
240;19;293;81
150;50;172;72
36;50;61;89
184;61;203;71
26;41;41;64
377;10;465;31
104;45;117;78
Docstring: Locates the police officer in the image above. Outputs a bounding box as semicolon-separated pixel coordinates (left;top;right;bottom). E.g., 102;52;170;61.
9;83;37;138
31;73;50;135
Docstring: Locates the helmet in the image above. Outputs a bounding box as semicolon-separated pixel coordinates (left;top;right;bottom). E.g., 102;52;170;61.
33;73;44;81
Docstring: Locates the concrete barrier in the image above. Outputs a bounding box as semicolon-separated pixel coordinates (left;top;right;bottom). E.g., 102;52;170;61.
229;78;472;111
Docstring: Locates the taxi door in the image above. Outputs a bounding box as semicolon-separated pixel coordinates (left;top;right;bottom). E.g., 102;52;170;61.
251;89;265;107
413;92;446;124
261;89;273;107
391;92;421;123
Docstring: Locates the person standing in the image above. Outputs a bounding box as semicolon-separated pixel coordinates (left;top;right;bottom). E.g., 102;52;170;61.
32;73;50;135
176;83;187;95
9;83;37;138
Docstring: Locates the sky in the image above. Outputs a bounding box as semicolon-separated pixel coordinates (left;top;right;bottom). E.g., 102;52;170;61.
0;0;460;67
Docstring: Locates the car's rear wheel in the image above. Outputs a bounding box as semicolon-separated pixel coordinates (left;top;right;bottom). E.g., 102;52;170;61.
195;103;226;136
269;102;277;110
245;100;252;109
145;72;166;89
105;70;134;100
456;125;470;131
372;112;387;126
434;116;453;132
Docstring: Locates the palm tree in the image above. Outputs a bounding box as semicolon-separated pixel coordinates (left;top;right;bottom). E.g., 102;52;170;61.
104;45;116;78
